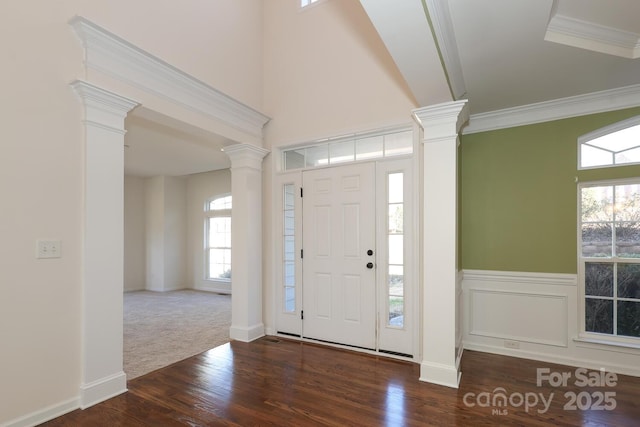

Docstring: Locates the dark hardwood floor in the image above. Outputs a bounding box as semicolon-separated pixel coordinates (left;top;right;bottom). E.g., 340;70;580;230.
42;337;640;426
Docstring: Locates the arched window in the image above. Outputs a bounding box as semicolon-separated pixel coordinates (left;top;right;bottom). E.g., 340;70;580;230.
579;116;640;169
206;195;232;281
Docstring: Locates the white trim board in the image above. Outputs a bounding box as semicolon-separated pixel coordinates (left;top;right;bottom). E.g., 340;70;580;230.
464;84;640;134
2;397;79;427
69;16;270;138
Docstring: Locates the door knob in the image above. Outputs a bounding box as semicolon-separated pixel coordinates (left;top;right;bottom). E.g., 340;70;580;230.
366;262;374;269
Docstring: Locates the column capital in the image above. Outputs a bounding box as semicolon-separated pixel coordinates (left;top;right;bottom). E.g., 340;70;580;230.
412;100;469;144
223;143;270;170
71;80;139;132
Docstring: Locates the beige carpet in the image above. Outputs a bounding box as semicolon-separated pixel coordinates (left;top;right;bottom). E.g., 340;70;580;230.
124;290;231;380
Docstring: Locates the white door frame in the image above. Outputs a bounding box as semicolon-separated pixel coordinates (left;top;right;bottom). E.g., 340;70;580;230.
273;156;416;358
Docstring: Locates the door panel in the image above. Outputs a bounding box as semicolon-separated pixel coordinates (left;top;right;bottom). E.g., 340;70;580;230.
303;162;376;349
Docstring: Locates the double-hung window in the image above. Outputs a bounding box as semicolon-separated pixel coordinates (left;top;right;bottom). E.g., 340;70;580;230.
206;195;232;281
580;182;640;340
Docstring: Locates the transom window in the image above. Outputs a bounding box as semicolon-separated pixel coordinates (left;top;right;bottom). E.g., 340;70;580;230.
300;0;321;8
206;195;232;281
579;181;640;339
282;127;413;171
579;116;640;169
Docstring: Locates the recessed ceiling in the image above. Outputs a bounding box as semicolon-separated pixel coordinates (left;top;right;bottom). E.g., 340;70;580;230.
446;0;640;114
545;0;640;59
124;107;232;177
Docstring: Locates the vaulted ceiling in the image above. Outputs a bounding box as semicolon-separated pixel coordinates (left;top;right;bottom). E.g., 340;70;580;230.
363;0;640;116
127;0;640;177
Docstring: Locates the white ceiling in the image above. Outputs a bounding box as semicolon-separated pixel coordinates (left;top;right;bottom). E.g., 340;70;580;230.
448;0;640;114
124;107;231;177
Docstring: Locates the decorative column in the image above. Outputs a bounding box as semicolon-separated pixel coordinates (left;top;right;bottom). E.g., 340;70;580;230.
71;80;138;407
223;143;270;342
413;100;468;388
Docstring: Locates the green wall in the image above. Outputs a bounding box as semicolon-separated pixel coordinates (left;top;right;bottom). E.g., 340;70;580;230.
460;107;640;274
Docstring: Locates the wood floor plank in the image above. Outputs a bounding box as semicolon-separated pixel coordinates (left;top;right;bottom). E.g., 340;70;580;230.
41;338;640;426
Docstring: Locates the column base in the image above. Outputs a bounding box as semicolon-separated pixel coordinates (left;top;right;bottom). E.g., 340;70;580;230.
419;360;461;388
229;323;265;342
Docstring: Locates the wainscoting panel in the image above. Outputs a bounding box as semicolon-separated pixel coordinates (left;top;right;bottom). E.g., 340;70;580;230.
469;289;568;347
462;269;640;378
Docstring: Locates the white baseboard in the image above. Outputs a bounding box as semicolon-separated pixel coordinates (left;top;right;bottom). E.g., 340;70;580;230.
2;397;78;427
194;283;231;294
80;371;127;409
229;323;265;342
464;341;640;378
419;361;461;389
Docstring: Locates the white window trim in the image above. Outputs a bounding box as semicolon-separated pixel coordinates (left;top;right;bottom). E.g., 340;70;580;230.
578;115;640;170
577;178;640;346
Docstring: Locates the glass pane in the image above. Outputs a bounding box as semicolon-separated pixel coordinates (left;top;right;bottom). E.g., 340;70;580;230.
284;150;305;170
616;223;640;257
581;223;612;257
388;297;404;327
585;263;613;297
581;144;613;168
284;262;295;285
284;184;295;210
389;204;403;234
209;217;231;248
615;146;640;165
284;210;295;235
581;186;613;222
305;145;329;168
614;184;640;222
389;235;404;265
588;123;640;153
285;287;295;312
388;173;403;203
209;249;231;280
585;298;613;334
208;195;232;210
284;236;295;261
356;136;383;160
617;301;640;338
329;140;355;164
617;263;640;299
388;265;404;297
384;131;412;156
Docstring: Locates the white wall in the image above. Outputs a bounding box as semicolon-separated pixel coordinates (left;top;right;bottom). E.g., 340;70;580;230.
145;176;187;292
163;176;188;291
124;176;146;292
1;1;263;423
187;169;232;293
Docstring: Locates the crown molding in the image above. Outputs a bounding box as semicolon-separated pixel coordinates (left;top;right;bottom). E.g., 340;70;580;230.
545;14;640;59
464;84;640;134
69;16;270;138
424;0;467;100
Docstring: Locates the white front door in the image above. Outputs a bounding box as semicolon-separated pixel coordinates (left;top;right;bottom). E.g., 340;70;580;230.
302;162;377;349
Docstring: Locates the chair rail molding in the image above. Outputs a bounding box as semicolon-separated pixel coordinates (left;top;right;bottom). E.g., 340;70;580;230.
69;16;270;138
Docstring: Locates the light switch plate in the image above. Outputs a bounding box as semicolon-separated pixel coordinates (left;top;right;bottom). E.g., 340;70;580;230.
37;240;61;259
